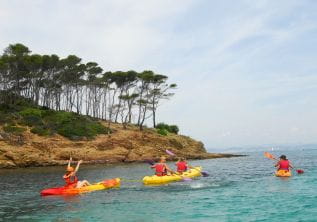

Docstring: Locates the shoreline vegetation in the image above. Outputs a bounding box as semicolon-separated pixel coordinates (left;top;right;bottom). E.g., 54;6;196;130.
0;43;244;169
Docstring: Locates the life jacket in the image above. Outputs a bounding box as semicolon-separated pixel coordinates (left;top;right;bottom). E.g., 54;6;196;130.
64;175;78;187
279;160;290;171
176;161;187;172
155;163;167;176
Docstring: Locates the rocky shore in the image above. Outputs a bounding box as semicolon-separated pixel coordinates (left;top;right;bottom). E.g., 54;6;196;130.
0;123;244;169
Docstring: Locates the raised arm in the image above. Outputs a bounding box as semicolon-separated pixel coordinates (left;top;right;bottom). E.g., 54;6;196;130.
67;156;72;168
74;160;83;173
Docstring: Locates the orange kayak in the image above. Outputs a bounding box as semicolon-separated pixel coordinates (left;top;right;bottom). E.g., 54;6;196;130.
40;178;120;196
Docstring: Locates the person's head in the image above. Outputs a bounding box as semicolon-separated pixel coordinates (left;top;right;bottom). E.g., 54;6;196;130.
179;157;185;161
160;156;166;163
66;166;74;173
279;155;287;160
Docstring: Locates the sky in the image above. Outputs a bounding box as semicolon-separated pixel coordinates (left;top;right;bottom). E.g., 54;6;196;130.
1;0;317;149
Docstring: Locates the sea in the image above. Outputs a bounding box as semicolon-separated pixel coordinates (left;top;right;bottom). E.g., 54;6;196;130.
1;149;316;222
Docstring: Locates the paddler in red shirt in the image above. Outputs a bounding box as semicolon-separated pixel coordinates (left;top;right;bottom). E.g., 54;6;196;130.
63;157;91;188
175;157;192;174
151;156;175;176
275;155;293;171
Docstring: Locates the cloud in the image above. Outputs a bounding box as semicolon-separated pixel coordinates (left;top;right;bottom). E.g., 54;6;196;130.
0;0;195;70
1;0;317;148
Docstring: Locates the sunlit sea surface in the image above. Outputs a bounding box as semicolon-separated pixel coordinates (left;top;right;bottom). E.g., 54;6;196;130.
1;149;316;222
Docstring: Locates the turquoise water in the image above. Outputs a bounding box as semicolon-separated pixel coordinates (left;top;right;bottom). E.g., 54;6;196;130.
1;149;317;222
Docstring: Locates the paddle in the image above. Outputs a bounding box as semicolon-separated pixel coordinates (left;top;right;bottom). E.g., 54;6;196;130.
165;149;209;177
264;152;277;160
264;152;304;174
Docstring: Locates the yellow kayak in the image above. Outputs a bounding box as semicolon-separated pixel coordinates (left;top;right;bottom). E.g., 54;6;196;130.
275;170;292;177
143;167;202;185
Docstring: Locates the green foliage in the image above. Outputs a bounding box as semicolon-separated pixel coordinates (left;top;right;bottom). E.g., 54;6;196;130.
156;122;179;134
169;125;179;134
57;119;111;140
38;111;110;140
156;123;170;131
19;108;43;126
0;112;15;124
157;128;168;136
3;125;26;135
19;108;42;117
30;126;52;136
0;102;111;140
22;115;43;126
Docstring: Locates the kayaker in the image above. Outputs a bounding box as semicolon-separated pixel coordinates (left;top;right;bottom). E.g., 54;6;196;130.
63;158;91;188
175;157;192;174
151;156;175;176
275;155;293;171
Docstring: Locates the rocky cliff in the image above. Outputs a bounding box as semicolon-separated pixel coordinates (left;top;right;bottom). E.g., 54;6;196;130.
0;123;241;169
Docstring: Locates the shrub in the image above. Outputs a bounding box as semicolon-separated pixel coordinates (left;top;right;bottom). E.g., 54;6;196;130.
0;95;37;112
22;115;43;126
169;125;179;134
19;108;43;126
0;112;10;124
155;122;179;134
3;125;26;135
1;100;112;140
57;119;111;140
156;123;170;131
157;128;168;136
42;111;75;127
31;126;52;136
19;108;42;118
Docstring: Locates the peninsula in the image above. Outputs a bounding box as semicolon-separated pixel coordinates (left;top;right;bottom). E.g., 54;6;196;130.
0;43;242;168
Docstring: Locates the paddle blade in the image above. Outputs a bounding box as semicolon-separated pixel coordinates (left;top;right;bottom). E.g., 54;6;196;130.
296;169;304;174
264;152;276;160
166;149;175;156
201;171;209;177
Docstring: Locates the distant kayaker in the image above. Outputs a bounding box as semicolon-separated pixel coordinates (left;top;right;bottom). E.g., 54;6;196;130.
63;157;91;188
275;155;293;171
151;156;175;176
175;157;192;174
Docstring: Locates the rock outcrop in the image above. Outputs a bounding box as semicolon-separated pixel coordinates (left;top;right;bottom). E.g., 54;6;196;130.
0;123;242;169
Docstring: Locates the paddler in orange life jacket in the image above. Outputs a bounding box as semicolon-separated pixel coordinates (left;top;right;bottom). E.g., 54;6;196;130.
175;157;192;174
151;156;175;176
63;157;91;188
275;155;293;171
